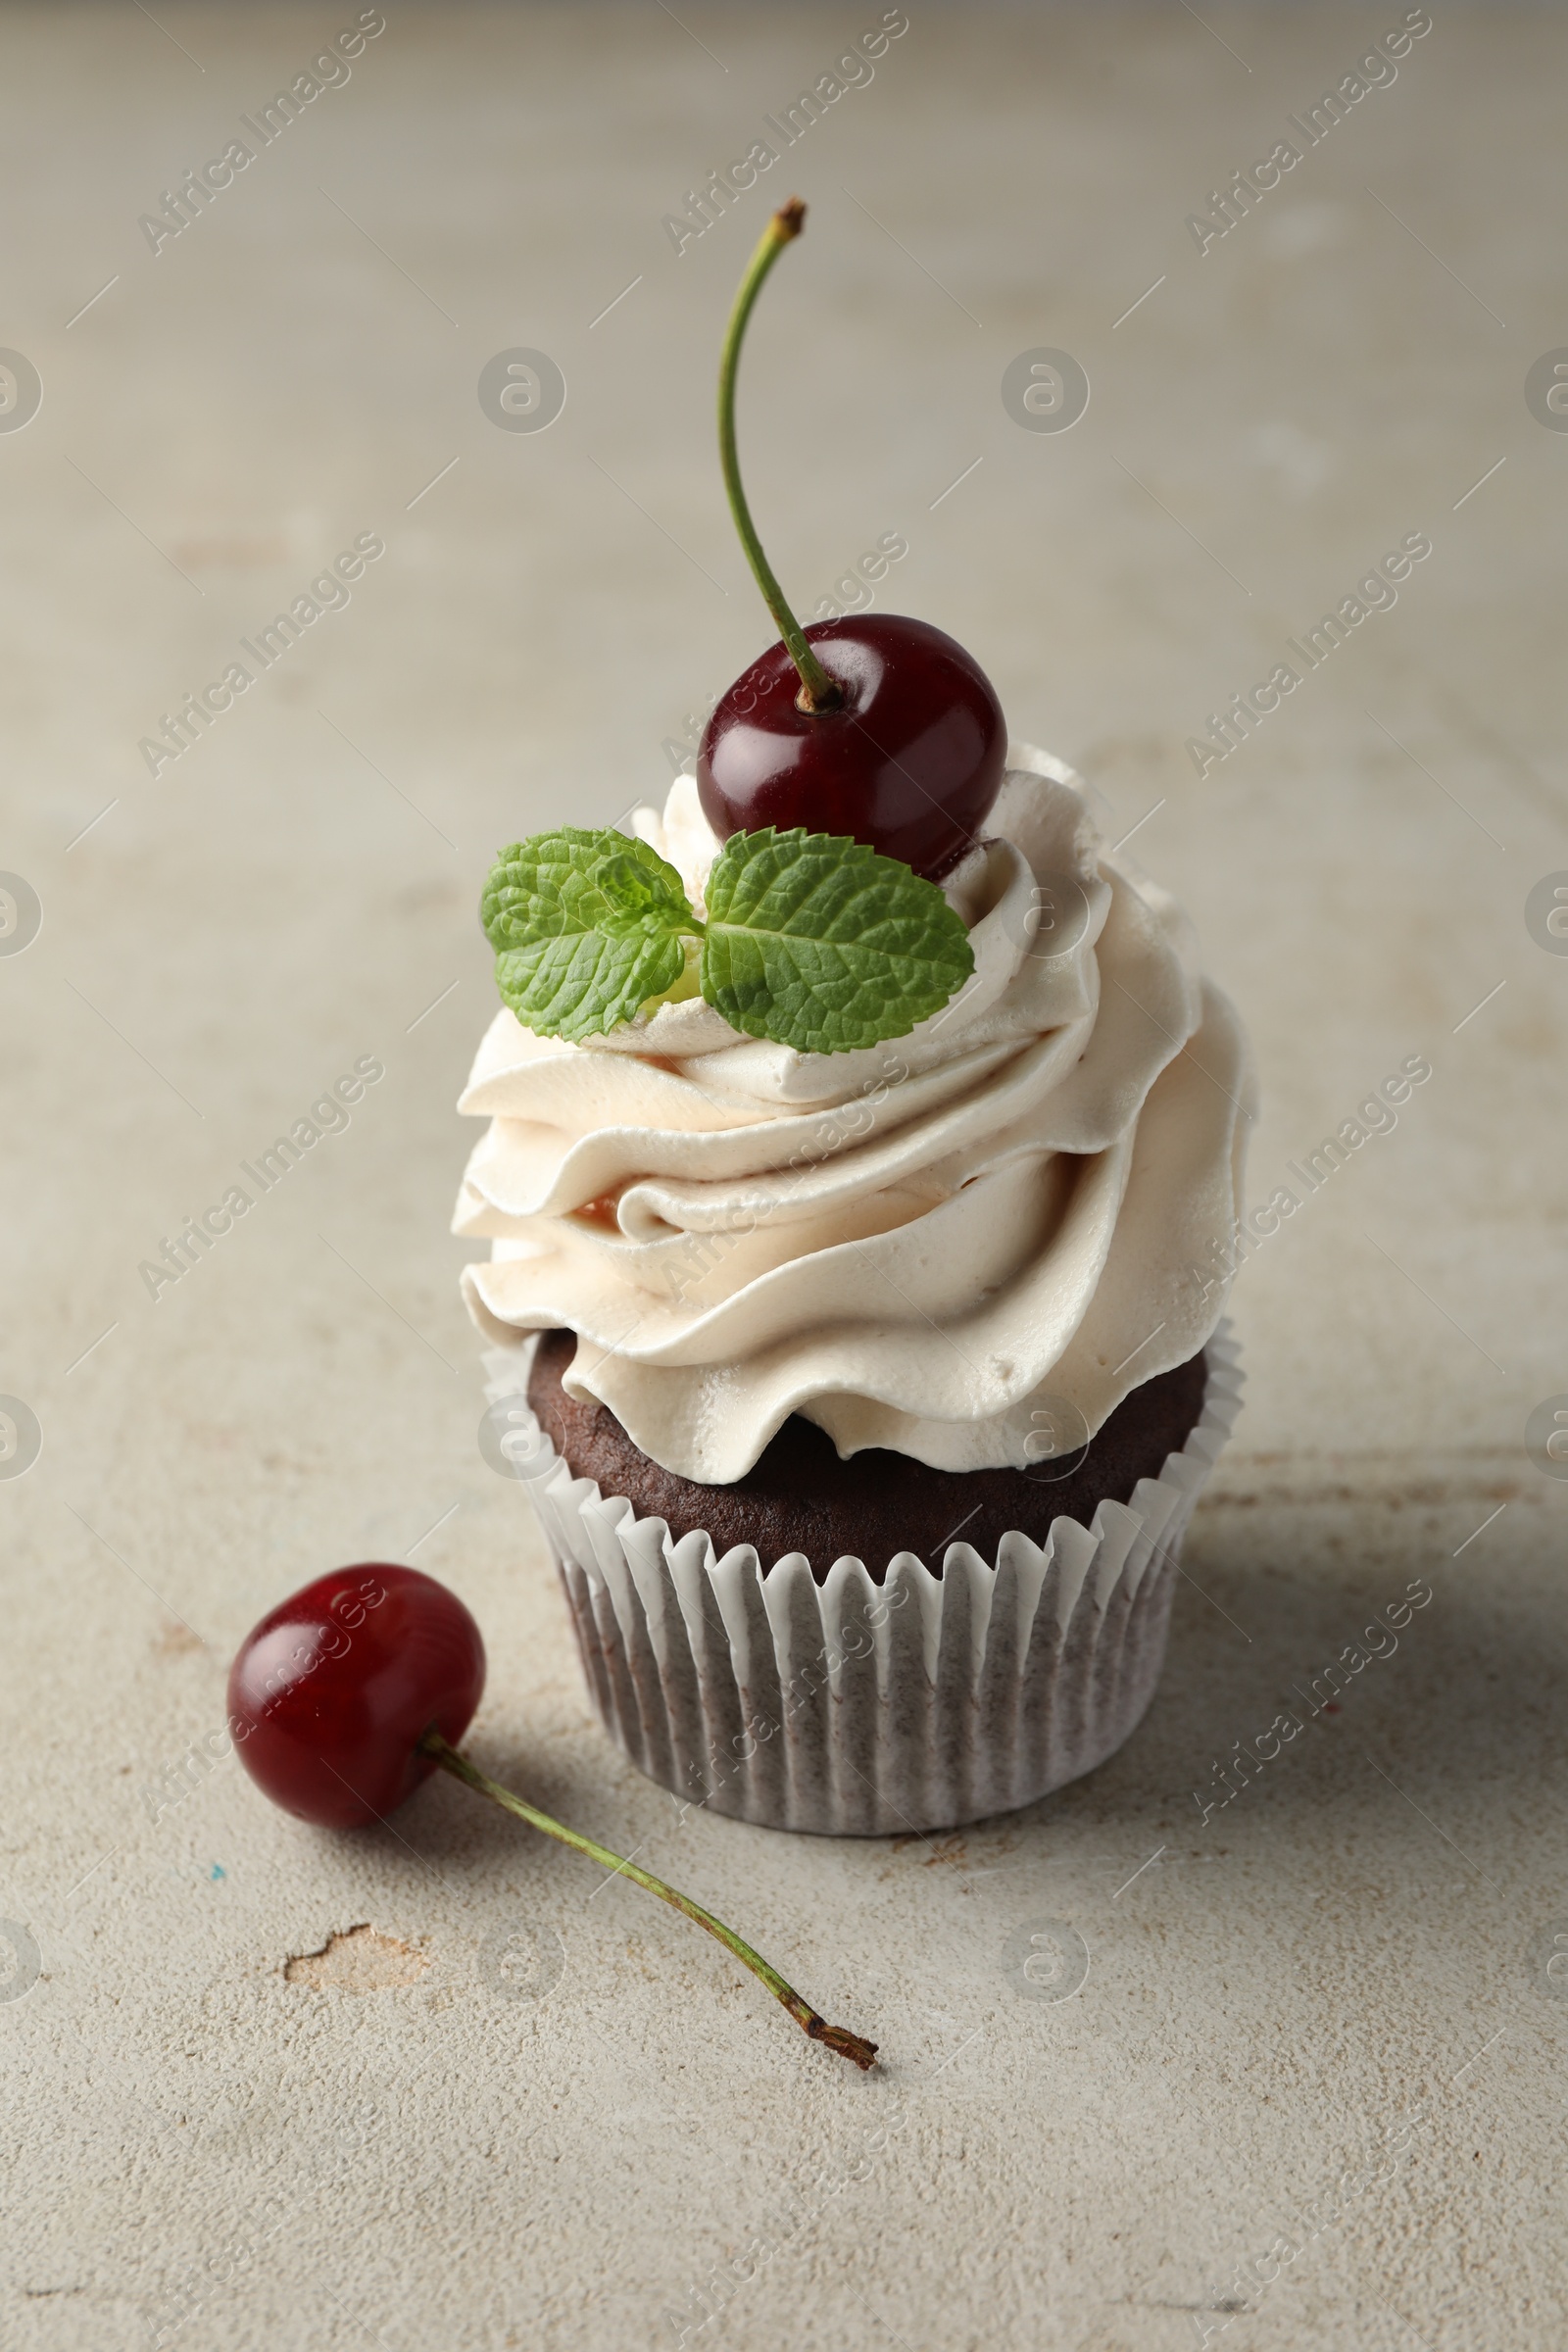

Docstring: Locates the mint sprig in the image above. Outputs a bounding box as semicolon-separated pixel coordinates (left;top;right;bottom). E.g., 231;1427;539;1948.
481;825;974;1055
700;828;974;1053
481;829;691;1045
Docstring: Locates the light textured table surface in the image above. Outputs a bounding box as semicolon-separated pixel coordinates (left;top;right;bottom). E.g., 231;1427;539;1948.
5;5;1566;2347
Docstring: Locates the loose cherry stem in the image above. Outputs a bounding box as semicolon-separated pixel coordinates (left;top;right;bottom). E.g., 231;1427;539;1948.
718;198;842;714
419;1731;877;2070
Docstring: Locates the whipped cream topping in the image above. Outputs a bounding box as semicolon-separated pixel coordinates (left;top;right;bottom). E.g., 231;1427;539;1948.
454;746;1253;1484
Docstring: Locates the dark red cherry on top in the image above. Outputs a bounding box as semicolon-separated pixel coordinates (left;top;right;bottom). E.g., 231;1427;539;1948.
697;614;1006;881
227;1563;485;1829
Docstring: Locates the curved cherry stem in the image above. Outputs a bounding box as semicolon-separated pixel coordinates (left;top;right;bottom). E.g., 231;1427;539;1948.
419;1731;877;2070
717;198;841;713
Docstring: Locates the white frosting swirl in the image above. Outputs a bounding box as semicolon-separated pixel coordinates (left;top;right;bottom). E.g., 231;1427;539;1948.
454;746;1253;1484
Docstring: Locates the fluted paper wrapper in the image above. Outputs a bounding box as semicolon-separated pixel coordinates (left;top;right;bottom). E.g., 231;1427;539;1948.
487;1324;1243;1837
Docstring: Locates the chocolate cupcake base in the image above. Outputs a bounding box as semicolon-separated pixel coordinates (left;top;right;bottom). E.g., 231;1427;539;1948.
489;1325;1244;1836
527;1328;1211;1582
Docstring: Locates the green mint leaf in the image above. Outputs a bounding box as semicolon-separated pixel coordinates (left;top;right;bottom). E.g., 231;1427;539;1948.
581;844;698;939
700;827;975;1054
481;828;700;1043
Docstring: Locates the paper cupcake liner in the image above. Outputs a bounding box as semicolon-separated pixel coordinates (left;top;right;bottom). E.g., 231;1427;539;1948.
484;1322;1243;1837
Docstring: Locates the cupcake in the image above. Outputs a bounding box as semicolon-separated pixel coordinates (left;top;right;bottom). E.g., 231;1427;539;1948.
451;201;1252;1834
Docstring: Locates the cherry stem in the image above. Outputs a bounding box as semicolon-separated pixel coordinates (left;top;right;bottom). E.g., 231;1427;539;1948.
717;198;841;714
419;1731;877;2070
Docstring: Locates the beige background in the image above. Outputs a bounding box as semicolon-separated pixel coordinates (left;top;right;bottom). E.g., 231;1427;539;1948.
4;4;1565;2346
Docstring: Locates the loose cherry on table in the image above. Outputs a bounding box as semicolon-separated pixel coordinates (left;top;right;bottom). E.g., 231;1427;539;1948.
696;199;1006;880
228;1563;877;2070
